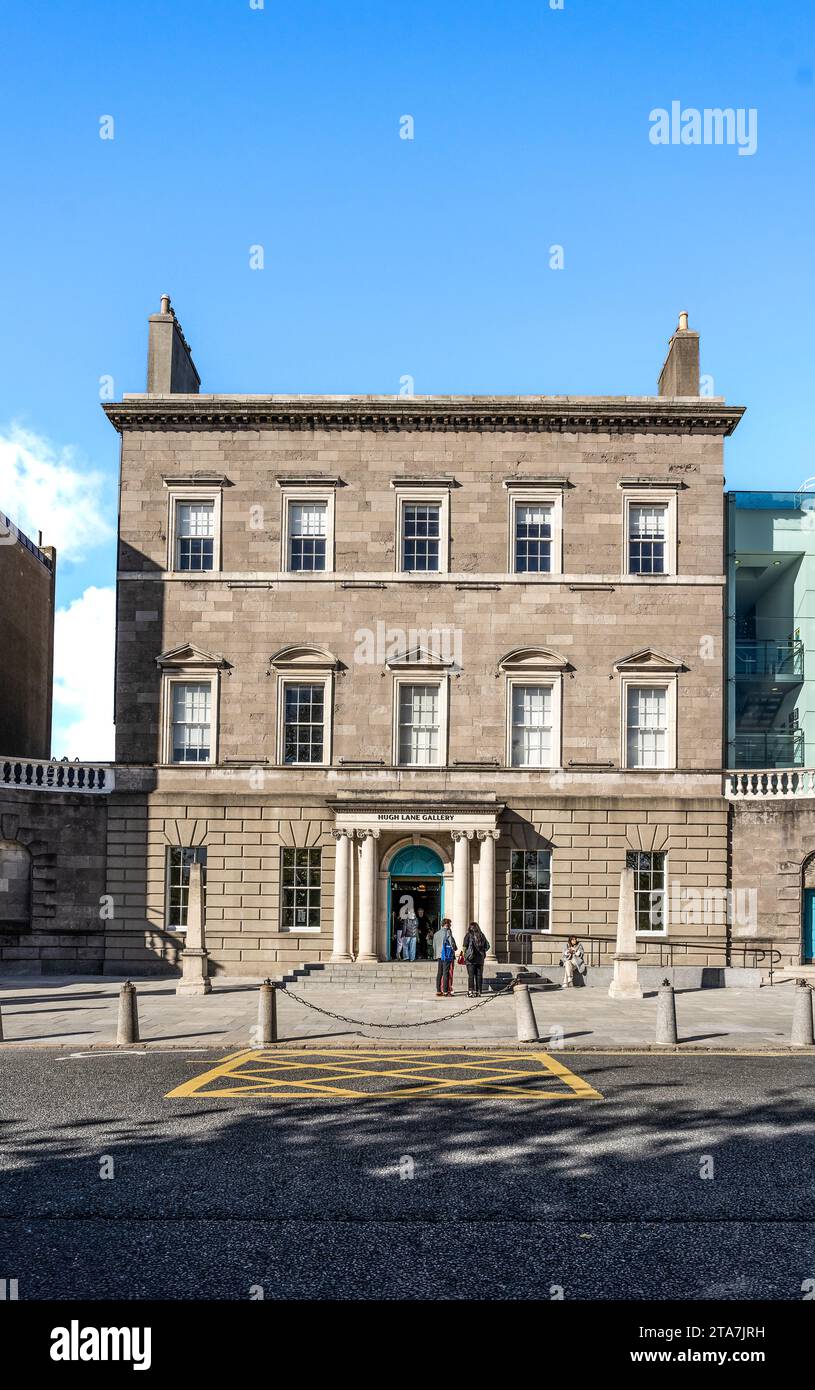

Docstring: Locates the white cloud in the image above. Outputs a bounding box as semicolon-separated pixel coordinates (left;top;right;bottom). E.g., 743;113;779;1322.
52;586;116;760
0;424;113;563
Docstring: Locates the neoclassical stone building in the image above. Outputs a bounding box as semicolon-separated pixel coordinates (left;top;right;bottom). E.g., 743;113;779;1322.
97;301;744;977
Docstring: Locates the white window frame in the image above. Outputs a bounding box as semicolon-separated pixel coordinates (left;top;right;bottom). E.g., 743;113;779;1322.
621;677;677;770
623;492;677;578
276;672;333;767
508;490;563;576
509;848;553;935
627;849;669;938
167;490;222;573
505;675;562;769
279;845;323;933
161;672;219;766
280;489;335;574
392;675;449;767
164;845;208;934
395;489;450;575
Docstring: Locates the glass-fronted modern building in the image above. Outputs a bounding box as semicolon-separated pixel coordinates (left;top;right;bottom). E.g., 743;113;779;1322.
727;491;815;769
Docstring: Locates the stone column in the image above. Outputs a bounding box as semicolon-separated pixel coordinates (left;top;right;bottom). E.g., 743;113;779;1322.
357;830;380;962
176;860;212;996
608;864;643;1000
477;829;500;961
452;830;473;941
331;830;353;962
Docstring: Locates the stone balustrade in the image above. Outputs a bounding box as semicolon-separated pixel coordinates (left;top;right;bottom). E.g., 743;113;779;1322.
0;757;115;794
725;768;815;800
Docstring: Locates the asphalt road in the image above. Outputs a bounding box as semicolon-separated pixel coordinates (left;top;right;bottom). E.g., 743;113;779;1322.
1;1049;814;1301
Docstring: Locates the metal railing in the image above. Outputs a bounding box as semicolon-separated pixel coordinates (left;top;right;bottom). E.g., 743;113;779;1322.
0;757;114;794
731;731;804;768
734;639;803;679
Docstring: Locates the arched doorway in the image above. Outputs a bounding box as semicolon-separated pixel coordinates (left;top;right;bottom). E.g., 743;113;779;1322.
0;840;32;931
386;844;445;961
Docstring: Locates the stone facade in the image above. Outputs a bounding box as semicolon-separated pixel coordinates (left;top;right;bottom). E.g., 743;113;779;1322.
0;517;55;760
93;304;744;977
0;794;108;973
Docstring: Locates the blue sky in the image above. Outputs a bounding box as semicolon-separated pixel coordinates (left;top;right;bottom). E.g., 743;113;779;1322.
0;0;813;755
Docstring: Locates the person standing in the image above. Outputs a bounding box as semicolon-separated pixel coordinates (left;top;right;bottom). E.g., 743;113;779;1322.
433;918;457;997
399;898;419;962
561;936;586;987
463;921;490;997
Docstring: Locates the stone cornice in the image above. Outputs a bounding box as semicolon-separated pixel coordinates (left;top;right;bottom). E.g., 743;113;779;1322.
102;396;745;436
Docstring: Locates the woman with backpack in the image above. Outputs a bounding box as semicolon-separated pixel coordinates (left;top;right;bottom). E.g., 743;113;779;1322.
463;921;490;997
433;918;457;997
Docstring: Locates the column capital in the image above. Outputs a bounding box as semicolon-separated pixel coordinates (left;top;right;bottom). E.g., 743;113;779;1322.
356;828;381;841
331;827;354;841
451;828;475;842
477;828;501;842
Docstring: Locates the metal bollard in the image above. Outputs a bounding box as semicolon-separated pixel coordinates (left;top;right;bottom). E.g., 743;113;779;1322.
791;980;815;1047
257;978;278;1046
513;979;539;1043
655;978;678;1045
117;980;139;1045
0;1001;4;1042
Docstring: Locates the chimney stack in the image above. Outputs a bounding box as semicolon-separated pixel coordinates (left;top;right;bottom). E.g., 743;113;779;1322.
147;295;201;394
658;312;700;397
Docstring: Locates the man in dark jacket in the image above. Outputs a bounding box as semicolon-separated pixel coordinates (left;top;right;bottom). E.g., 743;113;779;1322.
433;919;457;997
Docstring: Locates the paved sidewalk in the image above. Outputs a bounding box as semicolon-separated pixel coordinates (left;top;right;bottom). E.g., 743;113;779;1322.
0;974;810;1050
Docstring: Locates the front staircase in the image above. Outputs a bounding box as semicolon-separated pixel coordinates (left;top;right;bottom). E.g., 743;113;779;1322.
278;961;531;993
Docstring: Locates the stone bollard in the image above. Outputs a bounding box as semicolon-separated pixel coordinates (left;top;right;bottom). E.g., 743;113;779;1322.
791;980;815;1047
655;978;678;1045
513;979;539;1043
257;978;278;1046
117;980;139;1045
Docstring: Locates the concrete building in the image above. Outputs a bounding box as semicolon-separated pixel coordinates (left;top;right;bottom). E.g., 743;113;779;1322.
97;301;745;978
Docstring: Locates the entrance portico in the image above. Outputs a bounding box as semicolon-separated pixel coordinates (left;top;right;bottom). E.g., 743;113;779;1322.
328;801;503;963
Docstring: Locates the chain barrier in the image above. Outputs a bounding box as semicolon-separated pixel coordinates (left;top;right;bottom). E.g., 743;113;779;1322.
281;977;518;1030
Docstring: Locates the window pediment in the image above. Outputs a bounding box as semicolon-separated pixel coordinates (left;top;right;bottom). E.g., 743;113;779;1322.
156;643;228;670
385;646;456;672
270;644;339;671
614;647;685;674
499;646;570;673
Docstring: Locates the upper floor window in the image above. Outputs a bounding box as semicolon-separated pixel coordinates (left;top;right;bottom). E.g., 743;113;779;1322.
171;681;213;763
625;684;668;768
282;681;326;764
176;501;215;571
510;684;553;767
623;493;676;576
515;503;552;572
396;681;445;766
507;489;563;575
394;488;450;574
167;491;222;572
402;503;440;571
287;501;328;572
628;504;666;574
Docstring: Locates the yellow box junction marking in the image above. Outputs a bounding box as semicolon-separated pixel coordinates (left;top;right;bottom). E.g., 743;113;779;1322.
165;1048;604;1101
